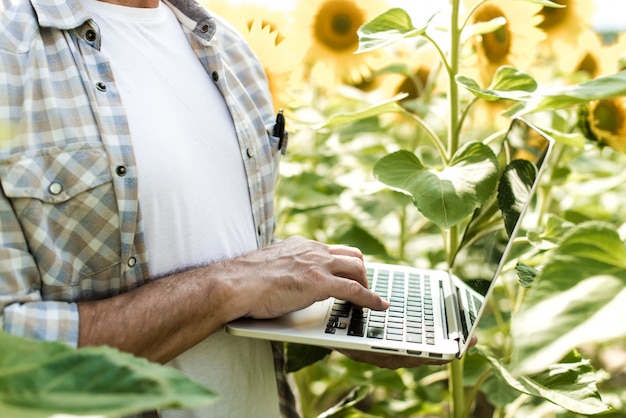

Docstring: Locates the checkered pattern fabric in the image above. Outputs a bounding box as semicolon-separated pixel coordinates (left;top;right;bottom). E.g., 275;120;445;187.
0;0;297;416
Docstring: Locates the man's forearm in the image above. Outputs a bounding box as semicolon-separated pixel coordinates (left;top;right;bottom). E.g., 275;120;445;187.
77;262;237;364
76;236;389;364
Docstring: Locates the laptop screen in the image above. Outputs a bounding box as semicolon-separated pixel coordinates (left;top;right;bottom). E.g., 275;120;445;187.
450;118;553;351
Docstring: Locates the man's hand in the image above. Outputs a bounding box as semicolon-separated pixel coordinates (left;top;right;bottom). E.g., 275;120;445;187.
226;236;389;321
336;336;479;370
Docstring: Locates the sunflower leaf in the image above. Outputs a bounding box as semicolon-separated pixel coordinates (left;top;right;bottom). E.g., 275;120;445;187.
315;93;408;130
456;66;537;102
0;333;217;418
516;0;566;7
465;16;507;38
511;221;626;375
373;142;499;229
285;343;331;373
488;66;538;93
356;8;433;54
516;261;538;288
318;386;371;418
475;346;609;415
509;70;626;116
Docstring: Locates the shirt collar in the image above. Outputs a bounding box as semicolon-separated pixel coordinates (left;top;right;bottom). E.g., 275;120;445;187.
29;0;216;41
30;0;91;30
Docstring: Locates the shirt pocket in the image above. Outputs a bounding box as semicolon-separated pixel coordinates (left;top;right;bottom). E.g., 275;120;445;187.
265;124;287;183
0;143;121;290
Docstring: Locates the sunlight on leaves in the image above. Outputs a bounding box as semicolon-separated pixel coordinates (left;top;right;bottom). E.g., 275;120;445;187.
456;66;537;102
356;8;433;54
315;93;408;130
511;221;626;375
510;70;626;116
373;142;498;229
475;346;609;415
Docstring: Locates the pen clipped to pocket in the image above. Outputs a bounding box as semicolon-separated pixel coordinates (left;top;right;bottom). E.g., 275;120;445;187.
273;109;288;155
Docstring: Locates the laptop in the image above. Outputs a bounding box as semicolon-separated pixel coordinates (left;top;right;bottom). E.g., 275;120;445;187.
226;118;555;360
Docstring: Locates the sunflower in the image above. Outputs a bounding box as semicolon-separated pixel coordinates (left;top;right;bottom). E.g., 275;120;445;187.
536;0;595;55
580;98;626;154
205;0;288;39
202;1;305;112
549;29;626;85
244;20;307;112
462;0;545;87
294;0;390;86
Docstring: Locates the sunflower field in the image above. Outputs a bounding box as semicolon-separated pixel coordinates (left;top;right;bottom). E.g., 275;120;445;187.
207;0;626;417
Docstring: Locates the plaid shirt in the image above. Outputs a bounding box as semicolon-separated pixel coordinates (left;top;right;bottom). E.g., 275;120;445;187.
0;0;296;416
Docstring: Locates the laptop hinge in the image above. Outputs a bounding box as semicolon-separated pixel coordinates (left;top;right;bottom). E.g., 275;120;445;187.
439;277;463;343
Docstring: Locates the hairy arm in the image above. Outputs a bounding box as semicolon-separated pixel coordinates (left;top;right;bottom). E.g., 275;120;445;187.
78;236;389;364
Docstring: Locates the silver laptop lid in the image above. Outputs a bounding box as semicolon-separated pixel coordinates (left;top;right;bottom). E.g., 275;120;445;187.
452;118;555;356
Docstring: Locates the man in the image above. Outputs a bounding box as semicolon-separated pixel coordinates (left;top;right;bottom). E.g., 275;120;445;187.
0;0;458;416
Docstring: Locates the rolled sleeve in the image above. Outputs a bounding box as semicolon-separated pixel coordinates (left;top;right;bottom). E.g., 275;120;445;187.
2;300;79;346
1;193;79;347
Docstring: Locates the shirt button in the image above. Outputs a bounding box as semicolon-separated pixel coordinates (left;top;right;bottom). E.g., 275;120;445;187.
246;147;254;158
257;225;263;236
48;182;63;195
127;257;137;267
96;82;107;92
211;71;219;82
85;29;97;42
115;165;127;177
200;23;210;33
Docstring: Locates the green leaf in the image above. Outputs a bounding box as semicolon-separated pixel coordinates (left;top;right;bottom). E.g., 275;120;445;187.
475;346;609;415
465;17;507;38
315;94;408;130
318;386;371;418
285;343;331;373
373;142;498;229
519;0;566;7
511;221;626;375
511;70;626;115
456;66;537;102
333;224;390;259
0;333;217;418
516;261;538;288
489;66;538;93
356;8;431;54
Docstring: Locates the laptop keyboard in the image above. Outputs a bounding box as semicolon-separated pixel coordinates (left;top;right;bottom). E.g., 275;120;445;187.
459;288;483;339
324;265;437;346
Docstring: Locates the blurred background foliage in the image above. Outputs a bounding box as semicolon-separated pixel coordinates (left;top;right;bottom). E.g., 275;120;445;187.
204;0;626;417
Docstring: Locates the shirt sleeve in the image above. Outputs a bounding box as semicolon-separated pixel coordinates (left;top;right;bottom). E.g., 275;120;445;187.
0;192;80;347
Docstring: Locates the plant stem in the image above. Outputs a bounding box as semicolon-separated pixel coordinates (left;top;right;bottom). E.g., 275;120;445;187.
464;367;493;417
448;358;465;418
448;2;464;417
448;0;461;160
399;205;407;260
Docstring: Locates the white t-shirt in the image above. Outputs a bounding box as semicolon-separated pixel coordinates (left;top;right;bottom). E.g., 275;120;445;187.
79;1;280;416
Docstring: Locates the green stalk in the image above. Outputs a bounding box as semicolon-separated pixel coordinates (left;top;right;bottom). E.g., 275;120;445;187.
448;0;461;159
448;2;465;418
448;355;465;418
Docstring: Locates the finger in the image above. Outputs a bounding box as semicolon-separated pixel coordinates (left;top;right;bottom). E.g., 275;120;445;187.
328;244;364;260
329;254;369;288
469;335;478;347
330;277;389;311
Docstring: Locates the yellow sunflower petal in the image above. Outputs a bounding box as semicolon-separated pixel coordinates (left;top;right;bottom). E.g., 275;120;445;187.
536;0;596;52
294;0;391;86
462;0;545;87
